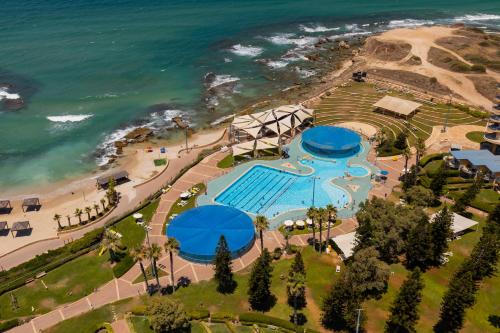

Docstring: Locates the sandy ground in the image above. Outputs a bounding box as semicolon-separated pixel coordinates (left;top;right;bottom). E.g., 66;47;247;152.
336;121;378;138
425;124;484;152
364;26;497;110
0;128;226;257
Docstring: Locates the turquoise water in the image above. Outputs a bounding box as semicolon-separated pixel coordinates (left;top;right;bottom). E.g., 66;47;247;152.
1;1;499;187
215;152;369;219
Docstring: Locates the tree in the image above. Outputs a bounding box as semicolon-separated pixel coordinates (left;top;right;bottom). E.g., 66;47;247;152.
415;137;426;171
148;243;163;289
385;268;424;333
453;172;484;214
402;146;412;185
402;165;418;191
287;252;306;309
93;203;100;216
287;271;306;327
405;215;433;270
403;185;434;207
254;215;269;250
102;229;121;262
213;235;235;293
53;214;62;230
307;207;318;250
430;207;453;265
318;207;326;253
248;249;274;311
325;204;337;245
394;131;408;150
130;245;150;293
100;198;106;211
106;177;117;205
74;208;83;224
146;297;190;333
434;270;478;333
429;166;446;198
84;206;92;221
164;237;180;292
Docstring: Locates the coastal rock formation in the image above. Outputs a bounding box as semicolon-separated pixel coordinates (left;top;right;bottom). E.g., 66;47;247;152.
338;40;350;49
363;38;411;61
0;84;24;110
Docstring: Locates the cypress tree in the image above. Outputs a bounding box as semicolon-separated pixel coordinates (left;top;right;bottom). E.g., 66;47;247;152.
434;270;478;333
213;235;235;293
405;216;433;270
385;268;424;333
452;173;484;213
288;252;306;308
429;166;446;197
248;249;274;311
430;207;453;265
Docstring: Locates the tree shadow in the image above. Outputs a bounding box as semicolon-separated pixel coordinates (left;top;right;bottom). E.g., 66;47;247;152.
488;315;500;328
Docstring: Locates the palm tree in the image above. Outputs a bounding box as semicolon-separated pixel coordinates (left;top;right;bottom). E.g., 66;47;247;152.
254;215;269;250
100;198;106;211
306;207;317;250
415;137;426;171
403;146;412;183
325;204;337;247
84;206;92;222
148;243;163;289
130;246;150;292
288;272;306;327
317;208;325;253
93;203;99;216
74;208;83;224
66;215;72;227
164;238;180;292
102;229;121;262
53;214;62;230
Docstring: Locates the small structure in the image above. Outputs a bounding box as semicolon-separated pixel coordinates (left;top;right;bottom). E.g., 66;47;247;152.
373;95;422;120
96;170;129;189
11;221;32;237
431;212;478;237
22;198;40;212
0;200;12;214
450;149;500;182
331;231;357;260
0;221;9;236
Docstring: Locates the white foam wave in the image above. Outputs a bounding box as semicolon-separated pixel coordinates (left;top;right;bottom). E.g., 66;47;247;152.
388;19;435;28
300;24;340;33
209;75;240;89
47;114;93;123
229;44;263;57
295;67;316;78
210;114;234;126
454;13;500;21
344;23;360;31
267;60;289;69
329;31;372;39
266;33;318;47
0;87;21;100
224;57;232;63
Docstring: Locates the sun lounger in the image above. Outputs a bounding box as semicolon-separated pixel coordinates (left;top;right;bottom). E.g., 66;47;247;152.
336;265;341;273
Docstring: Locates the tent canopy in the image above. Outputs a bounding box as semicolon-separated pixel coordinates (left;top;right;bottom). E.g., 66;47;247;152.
431;212;478;235
332;231;356;259
373;95;422;117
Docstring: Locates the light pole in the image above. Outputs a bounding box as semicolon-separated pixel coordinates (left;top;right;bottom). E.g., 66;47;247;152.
443;95;452;132
144;224;152;247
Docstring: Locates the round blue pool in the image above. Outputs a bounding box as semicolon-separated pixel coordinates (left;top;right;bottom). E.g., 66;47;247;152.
166;205;255;263
302;126;361;157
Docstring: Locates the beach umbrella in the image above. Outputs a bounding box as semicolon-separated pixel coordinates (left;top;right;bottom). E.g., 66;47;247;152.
180;192;191;200
306;218;313;226
133;213;143;220
284;220;294;228
295;220;305;228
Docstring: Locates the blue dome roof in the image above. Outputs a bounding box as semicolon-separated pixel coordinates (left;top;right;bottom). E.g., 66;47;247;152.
166;205;255;263
302;126;361;157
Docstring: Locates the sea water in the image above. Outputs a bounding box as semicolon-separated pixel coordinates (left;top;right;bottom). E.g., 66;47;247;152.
0;0;499;188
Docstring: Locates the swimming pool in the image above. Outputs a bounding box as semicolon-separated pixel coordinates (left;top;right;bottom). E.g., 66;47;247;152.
215;156;369;219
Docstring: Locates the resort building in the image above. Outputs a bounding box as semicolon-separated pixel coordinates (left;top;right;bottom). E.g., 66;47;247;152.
482;107;500;155
449;149;500;182
373;95;422;120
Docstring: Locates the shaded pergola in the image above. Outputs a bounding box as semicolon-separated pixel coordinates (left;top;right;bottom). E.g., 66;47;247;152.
0;221;9;236
331;231;356;260
22;198;41;212
0;200;12;214
96;170;129;189
373;95;422;120
11;221;31;238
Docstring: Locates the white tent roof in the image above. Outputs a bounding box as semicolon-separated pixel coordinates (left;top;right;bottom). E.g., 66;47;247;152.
232;114;254;124
256;137;279;150
240;125;262;138
250;111;269;123
262;111;277;123
232;120;254;130
332;232;356;258
373;95;422;116
232;141;255;156
293;109;313;122
430;212;478;235
265;121;280;135
279;115;294;129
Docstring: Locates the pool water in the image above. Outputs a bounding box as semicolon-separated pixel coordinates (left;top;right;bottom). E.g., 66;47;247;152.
215;156;369;219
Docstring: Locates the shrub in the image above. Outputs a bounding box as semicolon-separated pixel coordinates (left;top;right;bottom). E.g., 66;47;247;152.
69;228;104;253
188;309;210;320
273;247;283;260
131;305;147;316
239;313;300;331
419;175;432;188
429;77;438;84
112;254;135;278
470;64;486;73
419;153;444;167
0;319;20;332
211;312;236;322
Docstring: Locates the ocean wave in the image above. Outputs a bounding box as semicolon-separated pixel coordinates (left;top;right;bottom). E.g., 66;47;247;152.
266;33;318;47
47;114;93;123
0;87;21;100
388;19;435;28
454;13;500;21
267;60;289;69
209;74;240;89
300;24;340;33
229;44;263;57
344;23;360;31
329;31;372;39
295;67;316;78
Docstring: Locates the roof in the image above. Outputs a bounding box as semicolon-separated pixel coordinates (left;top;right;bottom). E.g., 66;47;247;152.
0;221;8;230
255;137;280;150
11;221;31;231
22;198;39;207
0;200;10;209
373;95;422;116
332;231;357;258
431;212;478;234
96;170;129;186
451;149;500;173
232;141;255;156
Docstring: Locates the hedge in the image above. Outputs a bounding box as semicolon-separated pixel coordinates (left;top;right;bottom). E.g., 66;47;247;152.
419;153;445;167
211;312;236;322
188;309;210;320
239;313;299;332
0;319;20;332
112;254;135;278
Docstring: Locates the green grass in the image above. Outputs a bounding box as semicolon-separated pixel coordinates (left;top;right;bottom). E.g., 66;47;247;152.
132;265;168;284
217;154;234;169
278;220;341;236
153;158;167;167
466;131;485;143
232;324;254;332
192;322;207;333
207;323;231;333
448;189;499;213
164;183;206;232
130;316;154;333
0;252;114;320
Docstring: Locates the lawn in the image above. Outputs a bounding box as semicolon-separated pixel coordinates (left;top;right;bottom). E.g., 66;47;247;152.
130;315;154;333
153;158;167;167
163;183;206;232
132;265;168;284
465;131;485;143
448;189;499;213
217;154;234;169
0;251;113;320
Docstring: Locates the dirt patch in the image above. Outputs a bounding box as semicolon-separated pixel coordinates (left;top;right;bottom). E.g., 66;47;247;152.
367;68;454;96
40;298;57;309
71;284;85;295
404;55;422;66
364;38;412;61
52;277;70;289
427;47;475;73
467;75;499;102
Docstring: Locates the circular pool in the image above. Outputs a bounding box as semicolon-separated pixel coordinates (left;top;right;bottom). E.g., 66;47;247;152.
166;205;255;263
302;126;361;157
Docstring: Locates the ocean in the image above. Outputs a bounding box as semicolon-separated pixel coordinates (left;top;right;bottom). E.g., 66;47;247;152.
0;0;499;188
